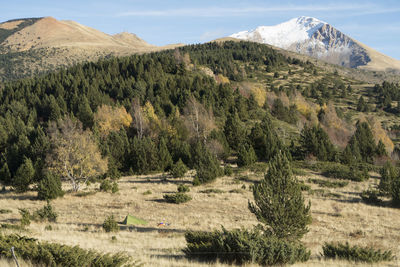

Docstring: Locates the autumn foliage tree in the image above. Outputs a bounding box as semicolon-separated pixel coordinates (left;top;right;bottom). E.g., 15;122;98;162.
94;105;132;136
184;96;216;143
46;117;108;191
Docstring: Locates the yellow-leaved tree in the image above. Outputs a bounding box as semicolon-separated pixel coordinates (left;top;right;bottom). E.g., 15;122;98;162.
94;105;132;136
46;117;108;191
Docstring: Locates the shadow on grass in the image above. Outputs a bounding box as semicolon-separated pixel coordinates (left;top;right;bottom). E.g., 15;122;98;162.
120;225;186;233
124;175;192;185
0;218;20;224
0;193;37;201
331;197;361;204
146;198;166;203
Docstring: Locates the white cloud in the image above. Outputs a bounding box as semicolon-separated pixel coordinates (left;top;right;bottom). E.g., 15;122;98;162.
116;3;399;18
199;29;228;41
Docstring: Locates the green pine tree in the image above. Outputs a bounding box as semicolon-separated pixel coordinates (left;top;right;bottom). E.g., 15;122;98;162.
224;112;246;151
376;140;387;157
77;96;94;129
13;157;35;193
37;171;64;200
158;137;173;171
248;151;311;241
379;161;397;196
299;125;336;161
0;161;11;185
192;141;222;185
249;115;281;161
344;121;376;163
237;143;257;167
357;96;368;112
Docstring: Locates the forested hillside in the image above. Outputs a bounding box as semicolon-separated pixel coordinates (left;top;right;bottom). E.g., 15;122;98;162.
0;40;397;193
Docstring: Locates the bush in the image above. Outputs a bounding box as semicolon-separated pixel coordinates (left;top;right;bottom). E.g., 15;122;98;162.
37;171;64;200
19;209;31;227
360;188;382;205
111;182;119;193
224;165;233;176
170;159;188;178
99;179;119;194
200;188;224;194
142;190;152;195
103;215;119;233
322;242;393;263
177;184;190;193
100;179;112;192
321;163;368;181
0;234;135;266
184;227;310;265
33;201;58;222
163;193;192;204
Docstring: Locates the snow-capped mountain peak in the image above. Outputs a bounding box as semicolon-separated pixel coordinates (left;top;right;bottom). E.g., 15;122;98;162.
231;16;326;49
230;16;374;69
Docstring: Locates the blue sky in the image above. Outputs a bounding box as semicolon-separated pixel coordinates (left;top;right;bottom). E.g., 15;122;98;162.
2;0;400;59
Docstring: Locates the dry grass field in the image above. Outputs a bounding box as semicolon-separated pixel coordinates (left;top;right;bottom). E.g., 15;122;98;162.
1;167;400;266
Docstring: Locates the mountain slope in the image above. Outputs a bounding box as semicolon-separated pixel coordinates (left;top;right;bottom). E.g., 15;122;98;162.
230;16;400;72
0;17;180;81
1;17;157;52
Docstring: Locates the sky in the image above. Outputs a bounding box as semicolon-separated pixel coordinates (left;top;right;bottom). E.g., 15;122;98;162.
1;0;400;59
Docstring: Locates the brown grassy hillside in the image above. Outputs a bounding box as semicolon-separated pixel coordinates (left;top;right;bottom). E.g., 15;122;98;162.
0;17;182;81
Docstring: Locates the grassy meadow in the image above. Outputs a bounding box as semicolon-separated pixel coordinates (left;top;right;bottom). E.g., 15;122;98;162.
1;165;399;266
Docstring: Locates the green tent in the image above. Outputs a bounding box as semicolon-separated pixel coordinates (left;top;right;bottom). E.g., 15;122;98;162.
122;214;148;225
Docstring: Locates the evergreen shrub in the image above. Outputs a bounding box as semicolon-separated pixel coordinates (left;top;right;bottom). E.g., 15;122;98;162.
103;215;119;233
163;193;192;204
323;242;393;263
0;234;135;266
184;227;310;265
